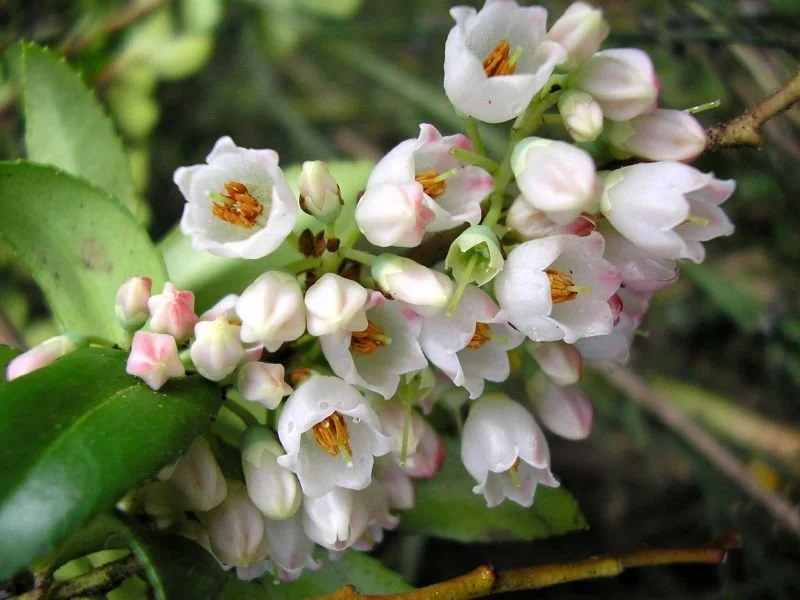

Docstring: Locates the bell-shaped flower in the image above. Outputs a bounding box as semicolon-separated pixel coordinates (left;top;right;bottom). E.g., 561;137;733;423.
7;333;86;381
301;487;371;551
600;223;678;292
376;461;416;510
373;400;425;461
512;137;602;224
242;426;301;520
529;379;593;440
169;436;227;512
360;124;493;238
528;341;582;386
236;271;305;351
445;225;504;286
461;394;558;507
277;375;391;497
558;90;603;143
147;282;198;343
444;0;566;123
304;273;368;337
174;136;297;259
126;331;185;390
402;415;448;479
600;161;735;262
236;362;292;410
298;160;343;224
572;49;658;121
350;481;400;553
115;276;152;330
574;288;650;364
607;108;706;162
420;285;524;399
371;255;454;317
495;232;621;343
547;1;609;61
263;512;320;582
189;316;245;381
506;196;597;240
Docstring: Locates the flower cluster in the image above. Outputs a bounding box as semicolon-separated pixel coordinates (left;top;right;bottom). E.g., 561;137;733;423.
6;0;735;583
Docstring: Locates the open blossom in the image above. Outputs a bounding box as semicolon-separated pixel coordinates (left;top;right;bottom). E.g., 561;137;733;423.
606;108;706;162
236;271;305;351
547;1;609;62
600;223;678;292
7;334;85;381
277;376;391;498
600;161;735;263
575;288;650;364
420;285;524;399
147;282;198;343
461;394;558;507
302;487;371;552
444;0;566;123
126;331;185;390
174;136;297;259
495;232;621;343
358;124;493;243
263;513;320;582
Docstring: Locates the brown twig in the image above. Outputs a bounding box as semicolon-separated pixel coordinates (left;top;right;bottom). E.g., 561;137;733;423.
41;553;141;600
706;69;800;150
600;366;800;538
312;532;740;600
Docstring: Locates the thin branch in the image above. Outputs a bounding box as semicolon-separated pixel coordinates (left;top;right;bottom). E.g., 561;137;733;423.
706;69;800;150
312;533;740;600
44;553;141;600
600;366;800;538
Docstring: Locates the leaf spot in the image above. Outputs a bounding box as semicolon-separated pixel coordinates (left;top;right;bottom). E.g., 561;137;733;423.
80;237;113;272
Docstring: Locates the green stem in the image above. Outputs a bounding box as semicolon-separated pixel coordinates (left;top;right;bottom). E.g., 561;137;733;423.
86;335;117;348
449;147;499;173
45;553;141;600
286;256;322;274
340;247;376;266
463;117;487;156
224;389;261;428
685;99;721;114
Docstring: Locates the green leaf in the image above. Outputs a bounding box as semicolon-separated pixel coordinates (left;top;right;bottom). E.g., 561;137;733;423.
681;261;763;332
0;161;167;344
22;44;147;223
0;344;21;380
401;438;587;542
221;552;412;599
0;347;221;578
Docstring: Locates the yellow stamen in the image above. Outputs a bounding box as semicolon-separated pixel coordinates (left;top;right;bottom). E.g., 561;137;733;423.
509;457;522;488
546;269;578;304
350;321;390;355
483;39;518;77
312;412;352;458
415;170;448;199
467;322;492;349
211;181;263;228
683;215;711;226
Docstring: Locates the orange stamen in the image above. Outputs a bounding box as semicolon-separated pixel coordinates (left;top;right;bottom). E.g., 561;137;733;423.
546;269;578;304
415;170;447;199
312;412;352;457
350;321;389;355
467;322;492;349
212;181;263;228
483;39;517;77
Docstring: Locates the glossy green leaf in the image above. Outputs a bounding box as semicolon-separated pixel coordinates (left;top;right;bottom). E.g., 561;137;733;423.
0;344;21;380
401;438;587;542
22;44;148;223
0;347;221;578
0;161;167;345
221;552;412;599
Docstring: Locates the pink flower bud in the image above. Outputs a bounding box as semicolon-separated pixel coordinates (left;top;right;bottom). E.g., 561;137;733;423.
355;182;435;248
529;341;583;386
147;282;198;343
236;362;292;410
547;1;610;61
402;417;447;479
371;255;454;316
115;276;152;330
126;331;185;390
6;334;86;381
607;108;706;162
533;382;593;440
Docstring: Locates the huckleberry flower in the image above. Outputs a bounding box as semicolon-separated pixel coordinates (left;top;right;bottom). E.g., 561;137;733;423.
358;124;493;242
304;273;368;337
529;380;593;440
600;161;735;262
351;481;400;553
528;341;583;387
236;271;306;351
572;49;658;121
302;487;371;552
420;285;524;399
600;223;678;292
574;288;650;364
236;362;292;410
298;160;343;224
263;512;320;582
445;225;504;286
277;376;391;497
126;331;185;390
174;136;297;259
147;282;198;343
606;108;707;162
444;0;566;123
495;232;621;343
462;394;558;507
242;427;301;520
512;137;602;224
169;436;227;512
190;316;245;381
376;461;416;510
199;294;239;322
506;196;597;240
402;412;448;479
6;333;86;381
558;90;604;143
547;1;609;62
371;255;454;317
115;276;152;330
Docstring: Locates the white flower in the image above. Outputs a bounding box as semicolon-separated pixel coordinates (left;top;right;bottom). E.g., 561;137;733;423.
371;255;454;317
115;276;152;330
301;487;371;551
600;223;678;292
557;90;603;143
376;461;416;510
600;161;735;262
512;137;602;224
373;400;425;459
529;380;593;440
606;108;706;162
201;481;268;569
189;316;245;381
304;273;368;337
444;0;566;123
277;376;391;498
494;232;621;343
126;331;185;390
574;288;650;364
236;362;292;410
528;341;583;386
147;282;198;343
461;394;558;507
350;481;400;553
169;437;227;512
572;49;658;121
506;196;597;240
174;136;297;259
242;427;301;520
402;415;448;479
420;285;524;399
547;1;609;61
263;512;320;582
236;271;306;351
359;124;494;239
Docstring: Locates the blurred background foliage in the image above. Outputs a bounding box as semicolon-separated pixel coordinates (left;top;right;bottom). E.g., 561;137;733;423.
1;0;800;597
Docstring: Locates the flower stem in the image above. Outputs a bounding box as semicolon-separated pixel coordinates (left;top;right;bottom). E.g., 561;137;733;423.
286;256;323;274
685;99;721;114
340;247;376;266
449;147;499;173
463;117;487;156
224;389;261;428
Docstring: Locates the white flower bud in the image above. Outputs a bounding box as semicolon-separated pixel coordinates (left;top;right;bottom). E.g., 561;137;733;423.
547;1;610;61
371;255;453;317
304;273;368;337
298;160;343;224
606;108;707;162
241;427;301;520
169;437;227;512
115;276;152;330
236;362;292;410
262;513;320;581
302;487;370;551
355;182;434;248
530;380;593;440
236;271;306;351
7;333;86;381
189;316;245;381
558;90;603;143
528;341;583;386
201;481;268;568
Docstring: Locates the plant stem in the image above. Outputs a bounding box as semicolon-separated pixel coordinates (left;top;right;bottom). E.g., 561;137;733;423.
44;553;141;600
449;147;499;173
286;256;323;274
463;117;487;156
224;389;261;428
339;247;376;267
